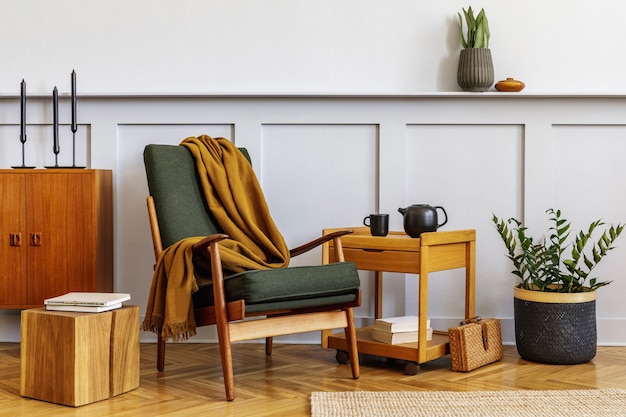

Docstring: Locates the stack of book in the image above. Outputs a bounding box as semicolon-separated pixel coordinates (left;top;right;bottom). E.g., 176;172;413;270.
370;315;433;345
44;292;131;313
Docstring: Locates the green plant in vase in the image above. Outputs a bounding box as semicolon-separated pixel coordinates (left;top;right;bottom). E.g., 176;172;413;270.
456;6;494;91
493;208;623;293
458;6;490;49
492;208;623;364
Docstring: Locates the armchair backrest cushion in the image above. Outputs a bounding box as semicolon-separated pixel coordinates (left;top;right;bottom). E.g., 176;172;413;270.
144;144;252;249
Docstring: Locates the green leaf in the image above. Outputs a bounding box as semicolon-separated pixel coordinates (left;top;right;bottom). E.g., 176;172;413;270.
458;6;490;48
480;9;490;48
458;13;468;48
493;209;623;292
474;25;485;48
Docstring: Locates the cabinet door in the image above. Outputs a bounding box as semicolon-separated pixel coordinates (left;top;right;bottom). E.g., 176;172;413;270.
25;172;96;304
0;174;27;306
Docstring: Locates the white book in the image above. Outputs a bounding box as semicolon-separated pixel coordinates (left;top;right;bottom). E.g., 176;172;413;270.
371;327;434;345
45;302;122;313
44;292;130;307
373;316;431;333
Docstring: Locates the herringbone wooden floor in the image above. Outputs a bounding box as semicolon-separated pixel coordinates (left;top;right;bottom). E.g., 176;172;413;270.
1;342;625;416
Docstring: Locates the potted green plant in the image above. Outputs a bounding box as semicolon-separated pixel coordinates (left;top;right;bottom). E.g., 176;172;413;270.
492;209;623;364
457;6;494;92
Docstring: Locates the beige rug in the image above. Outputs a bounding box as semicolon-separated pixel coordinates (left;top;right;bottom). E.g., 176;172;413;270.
310;389;626;417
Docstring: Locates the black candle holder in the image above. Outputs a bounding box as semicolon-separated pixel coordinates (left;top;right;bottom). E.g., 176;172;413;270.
44;141;86;168
48;127;86;169
70;124;85;169
44;150;62;169
44;143;85;169
70;70;84;169
45;82;85;169
13;78;35;169
11;134;35;169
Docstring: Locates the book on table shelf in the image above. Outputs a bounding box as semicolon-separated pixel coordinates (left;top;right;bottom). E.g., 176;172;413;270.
44;292;130;307
45;302;123;313
373;315;430;333
370;327;434;345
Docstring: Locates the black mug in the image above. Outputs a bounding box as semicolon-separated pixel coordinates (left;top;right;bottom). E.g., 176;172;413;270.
363;214;389;236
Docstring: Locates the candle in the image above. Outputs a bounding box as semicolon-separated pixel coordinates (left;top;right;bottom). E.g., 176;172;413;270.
71;70;77;132
53;86;59;154
20;79;26;143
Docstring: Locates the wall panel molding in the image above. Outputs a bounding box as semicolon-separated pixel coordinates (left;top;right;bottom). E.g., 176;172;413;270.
1;94;625;345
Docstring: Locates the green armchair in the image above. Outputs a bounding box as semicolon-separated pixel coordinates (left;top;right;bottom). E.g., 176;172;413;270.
143;142;360;401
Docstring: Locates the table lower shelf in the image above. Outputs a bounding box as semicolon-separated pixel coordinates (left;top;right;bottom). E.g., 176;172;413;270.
327;326;450;364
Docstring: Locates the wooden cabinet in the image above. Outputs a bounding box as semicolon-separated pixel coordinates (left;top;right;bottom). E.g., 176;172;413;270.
0;170;112;308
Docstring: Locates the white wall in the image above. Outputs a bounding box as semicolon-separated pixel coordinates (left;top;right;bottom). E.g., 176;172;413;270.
2;2;626;347
2;93;626;348
2;0;626;95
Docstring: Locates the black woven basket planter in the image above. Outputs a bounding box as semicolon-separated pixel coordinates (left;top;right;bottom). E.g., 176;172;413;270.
514;286;597;365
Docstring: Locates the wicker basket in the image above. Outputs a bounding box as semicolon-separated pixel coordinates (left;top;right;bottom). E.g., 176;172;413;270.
514;287;597;365
449;318;503;371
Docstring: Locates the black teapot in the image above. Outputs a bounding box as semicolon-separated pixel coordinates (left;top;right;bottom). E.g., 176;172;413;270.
397;204;448;238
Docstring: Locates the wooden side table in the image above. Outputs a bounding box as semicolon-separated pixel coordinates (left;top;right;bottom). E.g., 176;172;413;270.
20;305;140;407
322;227;476;373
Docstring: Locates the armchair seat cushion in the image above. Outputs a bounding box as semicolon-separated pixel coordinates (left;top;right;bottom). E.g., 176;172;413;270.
193;262;359;312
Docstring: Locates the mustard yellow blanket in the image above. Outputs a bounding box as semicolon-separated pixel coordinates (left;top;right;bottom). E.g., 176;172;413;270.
142;135;289;341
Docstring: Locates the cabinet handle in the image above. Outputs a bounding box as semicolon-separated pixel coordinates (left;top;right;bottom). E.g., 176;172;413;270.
10;233;22;246
30;232;42;246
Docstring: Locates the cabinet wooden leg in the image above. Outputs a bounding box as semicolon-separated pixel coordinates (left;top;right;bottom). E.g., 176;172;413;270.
375;271;383;319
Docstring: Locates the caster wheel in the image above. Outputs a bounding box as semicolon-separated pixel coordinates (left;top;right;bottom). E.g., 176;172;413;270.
335;350;350;364
404;361;420;375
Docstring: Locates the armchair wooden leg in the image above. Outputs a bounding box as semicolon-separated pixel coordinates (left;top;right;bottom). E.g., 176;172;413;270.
344;308;360;379
206;236;236;401
157;328;166;372
265;337;273;356
216;321;235;401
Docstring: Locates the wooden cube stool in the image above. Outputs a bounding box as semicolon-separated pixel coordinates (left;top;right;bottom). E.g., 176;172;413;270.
20;305;140;407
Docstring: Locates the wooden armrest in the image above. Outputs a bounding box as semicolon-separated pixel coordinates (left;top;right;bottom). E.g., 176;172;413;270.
289;229;353;258
192;233;229;255
191;234;229;276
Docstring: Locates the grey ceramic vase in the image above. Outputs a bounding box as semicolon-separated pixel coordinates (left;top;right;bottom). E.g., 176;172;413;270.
457;48;494;92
